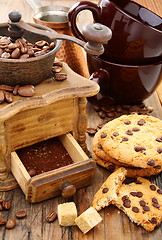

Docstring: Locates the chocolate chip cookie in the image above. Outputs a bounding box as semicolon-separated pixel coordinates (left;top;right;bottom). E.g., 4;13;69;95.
99;114;162;169
112;177;162;231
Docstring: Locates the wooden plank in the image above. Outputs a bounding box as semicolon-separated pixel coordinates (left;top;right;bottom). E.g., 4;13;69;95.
0;0;162;239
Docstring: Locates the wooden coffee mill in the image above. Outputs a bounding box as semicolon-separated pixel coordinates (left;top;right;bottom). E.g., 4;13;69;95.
0;11;112;202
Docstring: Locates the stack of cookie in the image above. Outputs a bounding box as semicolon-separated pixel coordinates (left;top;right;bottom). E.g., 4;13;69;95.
92;114;162;178
92;168;162;232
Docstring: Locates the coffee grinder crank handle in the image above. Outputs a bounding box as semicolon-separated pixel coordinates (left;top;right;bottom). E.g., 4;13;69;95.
8;10;112;56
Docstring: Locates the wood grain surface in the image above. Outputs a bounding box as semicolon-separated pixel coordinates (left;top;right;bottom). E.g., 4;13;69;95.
0;1;162;240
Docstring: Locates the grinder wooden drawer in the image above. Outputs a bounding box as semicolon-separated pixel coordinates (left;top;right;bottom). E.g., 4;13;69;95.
11;133;96;203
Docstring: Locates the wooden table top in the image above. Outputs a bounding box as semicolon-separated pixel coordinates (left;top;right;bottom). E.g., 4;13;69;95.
0;1;162;240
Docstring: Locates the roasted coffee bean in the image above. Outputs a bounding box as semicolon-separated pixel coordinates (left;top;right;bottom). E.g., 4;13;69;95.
19;54;30;59
18;85;35;97
15;210;27;219
54;73;67;81
1;52;10;58
46;211;57;223
98;110;107;119
13;85;20;96
107;111;116;118
8;43;17;50
5;218;16;229
3;91;13;103
86;128;97;136
49;42;55;49
52;65;62;73
11;48;21;59
0;204;3;211
0;48;3;56
93;105;101;112
0;90;5;103
0;85;14;92
2;200;11;210
0;215;7;225
35;40;48;47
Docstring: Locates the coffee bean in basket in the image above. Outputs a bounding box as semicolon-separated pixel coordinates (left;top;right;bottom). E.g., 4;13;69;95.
0;36;55;59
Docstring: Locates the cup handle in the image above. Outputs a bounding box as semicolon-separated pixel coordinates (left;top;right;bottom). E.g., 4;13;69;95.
88;69;115;106
68;1;101;41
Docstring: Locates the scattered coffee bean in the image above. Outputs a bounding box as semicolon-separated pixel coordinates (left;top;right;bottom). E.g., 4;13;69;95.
13;85;20;96
5;218;16;229
102;188;109;193
0;215;7;225
18;85;35;97
46;211;57;223
86;128;97;136
54;73;67;81
2;200;11;210
15;210;27;219
3;91;13;103
0;90;5;103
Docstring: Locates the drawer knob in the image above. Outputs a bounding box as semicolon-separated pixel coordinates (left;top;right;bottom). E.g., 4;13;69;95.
60;182;76;198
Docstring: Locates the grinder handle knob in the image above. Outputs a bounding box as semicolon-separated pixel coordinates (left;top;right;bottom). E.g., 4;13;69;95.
9;10;22;22
82;23;112;55
60;181;76;198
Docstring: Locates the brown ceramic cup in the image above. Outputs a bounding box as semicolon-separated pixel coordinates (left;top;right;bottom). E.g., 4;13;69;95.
68;0;162;65
87;54;162;105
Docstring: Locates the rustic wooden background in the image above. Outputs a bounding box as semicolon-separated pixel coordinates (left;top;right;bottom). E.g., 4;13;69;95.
0;1;162;240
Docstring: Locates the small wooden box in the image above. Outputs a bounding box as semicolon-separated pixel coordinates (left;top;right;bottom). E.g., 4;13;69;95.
11;133;96;203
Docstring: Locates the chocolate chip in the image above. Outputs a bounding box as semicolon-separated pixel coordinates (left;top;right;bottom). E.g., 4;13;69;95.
122;195;129;201
150;185;156;191
132;207;139;213
112;131;119;137
152;198;158;203
136;192;143;198
108;165;115;171
102;188;109;193
147;159;155;166
137;119;146;126
124;120;131;125
149;217;157;224
157;189;162;195
130;192;137;197
143;205;150;212
153;165;161;169
98;144;102;149
134;146;146;152
156;137;162;142
157;148;162;154
121;137;129;142
126;130;133;135
132;127;140;132
139;200;146;207
101;133;107;138
152;202;160;208
123;199;131;208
